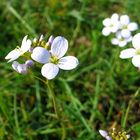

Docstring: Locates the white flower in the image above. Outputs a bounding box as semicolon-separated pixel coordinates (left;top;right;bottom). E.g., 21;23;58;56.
12;61;28;74
111;32;132;47
5;35;31;62
31;36;79;80
120;15;138;38
102;13;120;36
99;130;112;140
120;33;140;67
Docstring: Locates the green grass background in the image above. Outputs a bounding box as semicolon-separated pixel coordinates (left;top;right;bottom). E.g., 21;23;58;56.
0;0;140;139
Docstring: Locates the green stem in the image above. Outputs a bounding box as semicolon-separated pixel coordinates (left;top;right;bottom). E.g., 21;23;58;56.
122;88;139;128
46;81;58;118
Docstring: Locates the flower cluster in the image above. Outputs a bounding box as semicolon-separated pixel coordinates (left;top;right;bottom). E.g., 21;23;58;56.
102;13;138;47
99;128;130;140
5;35;79;80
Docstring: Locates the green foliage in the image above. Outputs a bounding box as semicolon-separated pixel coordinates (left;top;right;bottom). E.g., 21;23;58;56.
0;0;140;139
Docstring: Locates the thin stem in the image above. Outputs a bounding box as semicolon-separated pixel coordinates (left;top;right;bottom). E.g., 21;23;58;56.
46;80;58;118
122;88;139;128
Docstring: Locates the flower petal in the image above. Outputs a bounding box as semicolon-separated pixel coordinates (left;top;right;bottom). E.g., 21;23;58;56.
120;15;130;25
132;33;140;49
21;35;31;53
17;64;28;74
118;40;127;47
41;63;59;80
5;49;21;62
58;56;79;70
102;27;111;36
103;18;111;26
111;13;119;21
31;47;50;64
120;48;136;59
99;130;108;137
51;36;68;58
111;38;119;45
106;136;112;140
126;134;130;139
128;22;138;31
121;29;131;38
132;55;140;67
12;61;19;72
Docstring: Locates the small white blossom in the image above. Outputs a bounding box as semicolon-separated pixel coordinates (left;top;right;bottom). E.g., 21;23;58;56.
31;36;79;80
120;15;138;38
5;35;31;62
120;33;140;68
111;32;132;47
102;13;120;36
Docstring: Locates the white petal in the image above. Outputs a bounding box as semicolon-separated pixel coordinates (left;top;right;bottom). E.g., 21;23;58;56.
127;36;132;42
111;25;119;33
120;15;130;25
132;55;140;67
126;134;130;139
5;49;21;62
99;130;108;137
51;36;68;58
132;33;140;49
121;29;131;38
118;40;127;47
106;136;112;140
41;63;59;80
21;35;31;53
111;38;119;45
128;22;138;31
120;48;136;59
111;13;119;21
102;27;111;36
103;18;111;26
12;61;19;71
31;47;50;64
58;56;79;70
39;34;44;41
17;64;28;74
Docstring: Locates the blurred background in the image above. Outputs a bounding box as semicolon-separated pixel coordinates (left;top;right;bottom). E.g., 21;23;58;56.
0;0;140;139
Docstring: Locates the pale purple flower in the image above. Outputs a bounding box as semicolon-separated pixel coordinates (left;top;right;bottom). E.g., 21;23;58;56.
31;36;79;80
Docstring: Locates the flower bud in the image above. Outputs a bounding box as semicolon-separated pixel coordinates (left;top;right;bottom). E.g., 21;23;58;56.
25;60;34;67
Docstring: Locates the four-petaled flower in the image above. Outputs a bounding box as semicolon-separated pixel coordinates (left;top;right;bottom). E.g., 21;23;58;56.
102;13;120;36
111;32;132;47
120;33;140;68
120;15;138;38
31;36;79;79
5;35;31;62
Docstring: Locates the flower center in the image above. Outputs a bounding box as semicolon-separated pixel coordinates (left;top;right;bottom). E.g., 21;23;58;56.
122;25;128;29
110;24;114;27
136;49;140;55
109;129;129;140
49;55;59;64
16;46;24;55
